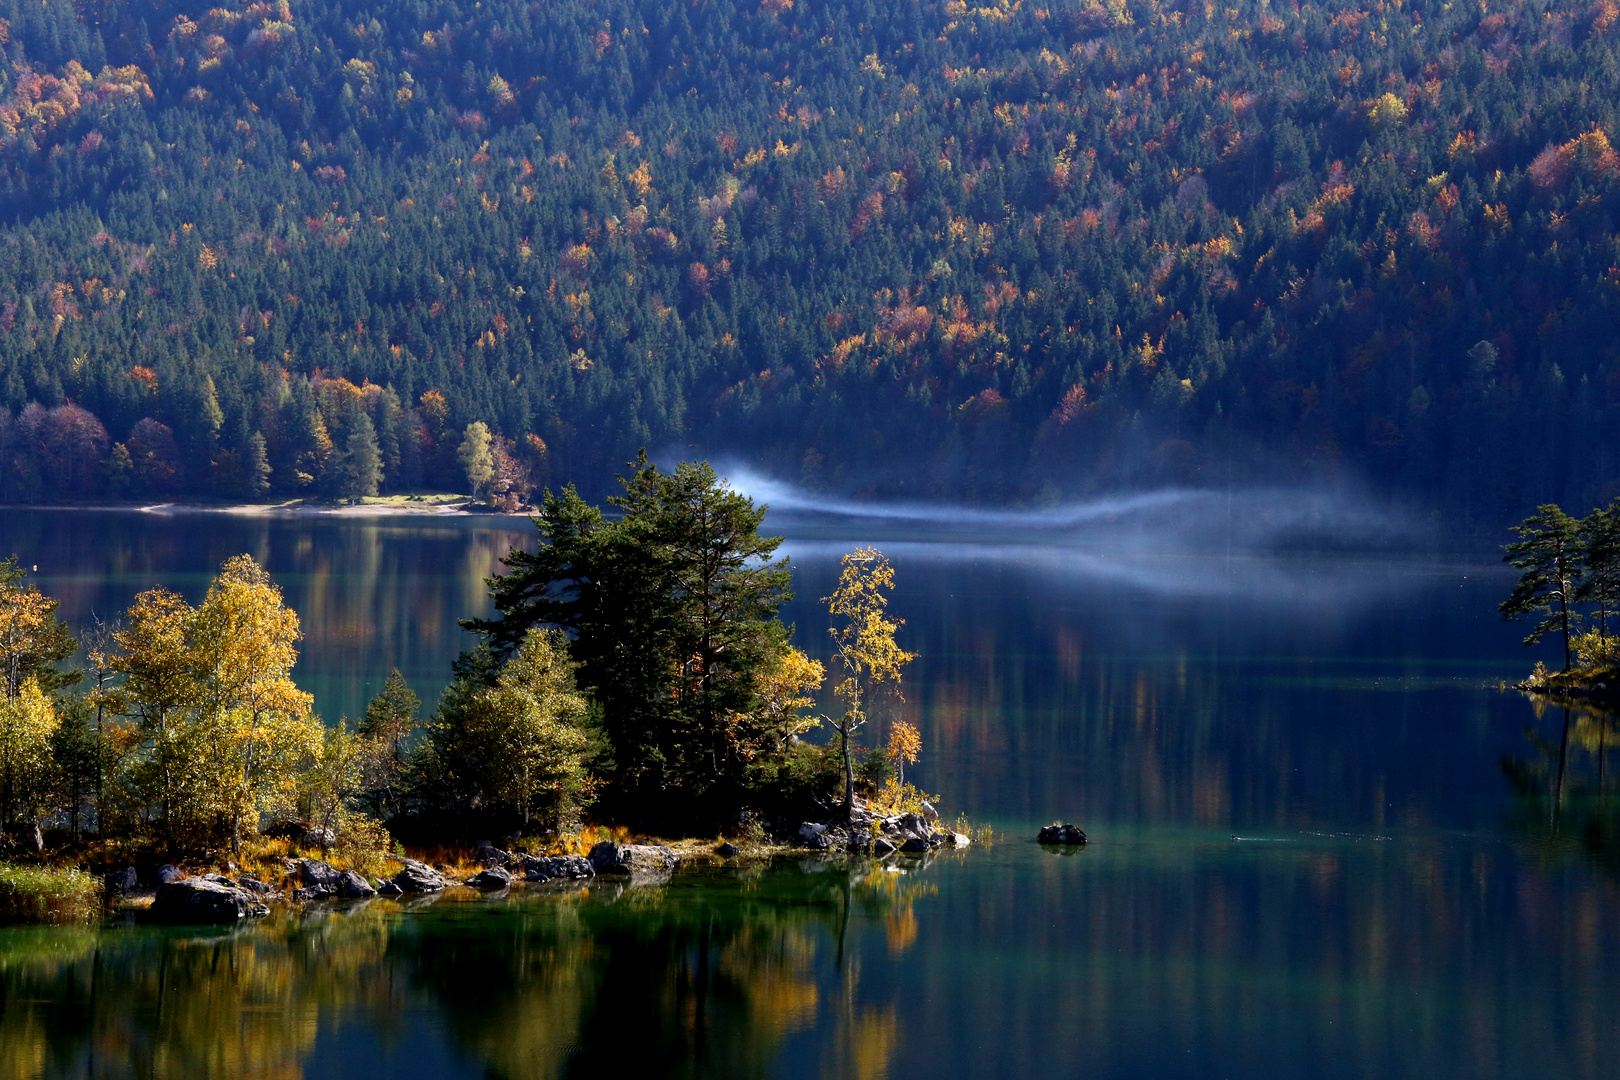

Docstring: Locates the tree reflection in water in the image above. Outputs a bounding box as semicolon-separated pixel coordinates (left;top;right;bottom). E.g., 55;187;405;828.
1505;693;1620;877
0;858;941;1080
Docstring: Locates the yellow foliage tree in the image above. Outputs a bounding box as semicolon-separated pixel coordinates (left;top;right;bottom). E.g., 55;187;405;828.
109;554;320;851
887;720;920;787
0;678;58;846
824;548;915;817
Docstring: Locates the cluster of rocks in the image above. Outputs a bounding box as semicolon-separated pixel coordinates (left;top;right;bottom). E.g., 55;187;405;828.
794;803;970;855
460;838;678;885
1037;822;1087;846
291;858;381;901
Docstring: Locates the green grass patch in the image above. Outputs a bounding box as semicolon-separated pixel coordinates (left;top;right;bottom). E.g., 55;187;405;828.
0;864;102;925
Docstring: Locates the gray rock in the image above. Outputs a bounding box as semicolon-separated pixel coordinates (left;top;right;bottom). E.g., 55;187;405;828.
105;866;139;894
900;836;930;853
897;813;932;840
522;855;595;882
872;837;897;855
337;870;377;898
846;830;873;852
392;858;446;893
947;832;972;847
588;841;678;876
798;821;826;842
157;864;184;884
151;877;265;923
295;885;335;901
716;842;739;858
467;866;512;889
1037;822;1087;846
298;859;342;887
473;840;511;869
200;873;239;888
377;881;403;897
920;800;940;824
238;876;279;897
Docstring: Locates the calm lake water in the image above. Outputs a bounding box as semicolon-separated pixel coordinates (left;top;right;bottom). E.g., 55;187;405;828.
0;506;1615;1080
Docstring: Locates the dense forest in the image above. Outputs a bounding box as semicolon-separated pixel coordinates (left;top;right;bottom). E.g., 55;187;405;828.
0;0;1617;528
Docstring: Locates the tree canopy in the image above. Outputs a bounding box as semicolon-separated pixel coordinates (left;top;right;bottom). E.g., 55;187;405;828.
0;0;1617;527
467;457;814;823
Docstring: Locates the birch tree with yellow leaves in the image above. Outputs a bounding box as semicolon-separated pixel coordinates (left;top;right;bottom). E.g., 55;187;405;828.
824;548;914;819
0;678;58;849
109;554;321;851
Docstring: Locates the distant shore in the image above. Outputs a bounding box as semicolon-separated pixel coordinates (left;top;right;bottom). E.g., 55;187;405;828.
0;495;537;518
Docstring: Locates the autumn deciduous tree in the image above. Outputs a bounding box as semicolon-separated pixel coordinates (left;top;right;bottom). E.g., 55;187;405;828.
0;556;78;697
0;678;58;849
887;720;921;787
458;421;495;501
109;554;321;851
824;547;914;818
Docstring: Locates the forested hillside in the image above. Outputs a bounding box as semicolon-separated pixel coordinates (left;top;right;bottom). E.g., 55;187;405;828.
0;0;1617;527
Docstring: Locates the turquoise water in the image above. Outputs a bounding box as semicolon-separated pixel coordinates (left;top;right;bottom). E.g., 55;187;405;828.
0;508;1614;1079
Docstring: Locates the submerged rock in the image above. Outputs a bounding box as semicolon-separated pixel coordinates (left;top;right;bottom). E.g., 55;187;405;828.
1037;823;1087;846
151;877;266;923
392;858;446;893
522;855;595;882
588;841;678;876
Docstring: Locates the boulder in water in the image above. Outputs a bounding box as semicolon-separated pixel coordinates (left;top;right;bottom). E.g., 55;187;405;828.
467;866;513;890
337;870;376;898
1037;822;1087;846
392;858;445;893
588;842;677;876
151;877;266;923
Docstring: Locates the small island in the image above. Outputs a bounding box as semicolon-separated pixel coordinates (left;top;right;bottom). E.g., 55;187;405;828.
1500;500;1620;703
0;457;984;924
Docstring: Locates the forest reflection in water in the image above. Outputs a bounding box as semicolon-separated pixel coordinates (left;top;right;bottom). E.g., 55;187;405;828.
3;837;1620;1080
0;860;934;1080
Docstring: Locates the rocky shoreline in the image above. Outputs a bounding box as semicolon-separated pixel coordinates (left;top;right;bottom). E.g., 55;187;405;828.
104;813;989;924
88;811;1095;925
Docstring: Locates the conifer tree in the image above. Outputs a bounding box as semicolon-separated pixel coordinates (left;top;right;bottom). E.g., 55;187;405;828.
1502;505;1584;672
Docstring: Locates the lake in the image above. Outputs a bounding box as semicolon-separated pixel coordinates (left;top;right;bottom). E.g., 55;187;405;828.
0;505;1615;1080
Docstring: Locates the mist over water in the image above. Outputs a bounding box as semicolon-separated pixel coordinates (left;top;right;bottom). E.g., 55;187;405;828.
721;465;1423;555
721;465;1437;605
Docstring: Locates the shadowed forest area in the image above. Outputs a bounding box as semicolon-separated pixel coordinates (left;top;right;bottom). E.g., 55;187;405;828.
0;0;1618;531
